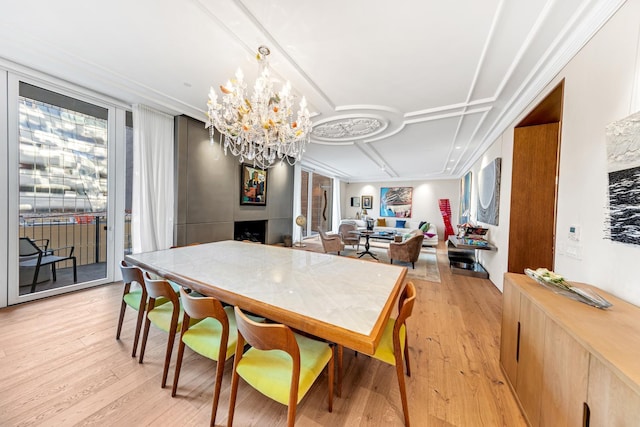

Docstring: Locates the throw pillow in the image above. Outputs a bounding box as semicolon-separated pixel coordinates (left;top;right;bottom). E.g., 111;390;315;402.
419;221;426;229
425;232;436;238
420;222;430;232
376;218;386;226
395;220;406;228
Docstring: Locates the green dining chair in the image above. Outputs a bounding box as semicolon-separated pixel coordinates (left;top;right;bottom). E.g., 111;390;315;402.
370;281;416;426
227;307;334;427
171;287;238;426
117;260;149;357
139;275;198;388
117;261;180;357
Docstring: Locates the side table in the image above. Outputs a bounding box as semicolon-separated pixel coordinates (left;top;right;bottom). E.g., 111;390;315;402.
447;236;497;279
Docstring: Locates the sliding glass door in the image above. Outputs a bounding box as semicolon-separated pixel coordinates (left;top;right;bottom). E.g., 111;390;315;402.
7;76;124;304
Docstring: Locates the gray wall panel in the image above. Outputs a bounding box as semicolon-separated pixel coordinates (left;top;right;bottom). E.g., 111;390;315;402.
175;115;293;245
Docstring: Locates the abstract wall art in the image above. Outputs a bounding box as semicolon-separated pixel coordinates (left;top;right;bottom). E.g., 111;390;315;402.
605;110;640;245
380;187;412;217
460;171;472;224
477;158;501;225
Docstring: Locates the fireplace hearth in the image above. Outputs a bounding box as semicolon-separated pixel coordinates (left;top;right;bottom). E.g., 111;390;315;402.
234;220;267;244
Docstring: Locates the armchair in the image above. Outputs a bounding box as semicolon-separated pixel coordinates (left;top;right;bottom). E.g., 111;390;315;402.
318;229;345;255
387;232;424;269
338;223;360;250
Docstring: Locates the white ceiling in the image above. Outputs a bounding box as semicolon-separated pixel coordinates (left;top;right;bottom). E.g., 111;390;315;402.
0;0;624;182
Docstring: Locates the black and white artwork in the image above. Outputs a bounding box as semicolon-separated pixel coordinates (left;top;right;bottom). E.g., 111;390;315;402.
606;111;640;245
477;158;501;225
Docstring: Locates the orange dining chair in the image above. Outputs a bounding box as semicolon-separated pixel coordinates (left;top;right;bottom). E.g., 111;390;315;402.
370;281;416;426
171;287;238;426
227;307;334;427
139;274;197;388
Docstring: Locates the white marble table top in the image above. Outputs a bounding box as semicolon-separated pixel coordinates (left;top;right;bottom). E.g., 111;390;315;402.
126;240;407;353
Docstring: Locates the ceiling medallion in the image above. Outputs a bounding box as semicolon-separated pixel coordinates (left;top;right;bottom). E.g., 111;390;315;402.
312;117;383;141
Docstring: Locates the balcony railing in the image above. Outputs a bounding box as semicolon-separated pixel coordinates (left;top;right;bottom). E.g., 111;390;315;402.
19;212;132;269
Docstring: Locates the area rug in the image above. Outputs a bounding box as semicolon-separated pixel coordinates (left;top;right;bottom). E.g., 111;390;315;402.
296;237;441;283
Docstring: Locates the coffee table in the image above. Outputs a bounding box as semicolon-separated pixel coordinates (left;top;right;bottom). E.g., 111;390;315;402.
353;230;397;259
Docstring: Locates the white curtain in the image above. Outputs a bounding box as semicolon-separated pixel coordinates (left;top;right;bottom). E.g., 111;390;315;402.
332;178;342;233
131;104;174;253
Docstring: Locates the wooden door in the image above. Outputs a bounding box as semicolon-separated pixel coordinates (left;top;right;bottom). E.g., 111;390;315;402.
508;123;560;273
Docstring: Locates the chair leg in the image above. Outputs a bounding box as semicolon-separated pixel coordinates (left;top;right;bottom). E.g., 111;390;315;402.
139;317;152;364
328;346;334;413
210;356;226;426
394;346;411;426
161;327;178;388
30;264;41;294
116;298;127;340
227;367;240;427
411;262;415;269
395;360;411;427
132;298;147;357
171;338;186;397
52;263;57;281
72;257;77;282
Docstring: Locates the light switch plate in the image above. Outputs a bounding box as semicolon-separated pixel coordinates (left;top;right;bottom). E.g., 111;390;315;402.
568;225;580;241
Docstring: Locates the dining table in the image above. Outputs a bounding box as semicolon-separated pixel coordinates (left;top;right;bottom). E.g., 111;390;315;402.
125;240;408;355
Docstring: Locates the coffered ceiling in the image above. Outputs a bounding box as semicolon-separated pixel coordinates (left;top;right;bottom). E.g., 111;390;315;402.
0;0;625;182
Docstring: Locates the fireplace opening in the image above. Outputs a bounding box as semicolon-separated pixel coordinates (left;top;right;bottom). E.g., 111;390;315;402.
234;220;267;244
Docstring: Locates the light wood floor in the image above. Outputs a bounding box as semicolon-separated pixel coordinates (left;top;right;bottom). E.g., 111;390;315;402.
0;243;527;426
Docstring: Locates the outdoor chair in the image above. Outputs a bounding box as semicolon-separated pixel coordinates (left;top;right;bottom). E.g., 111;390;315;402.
19;237;77;294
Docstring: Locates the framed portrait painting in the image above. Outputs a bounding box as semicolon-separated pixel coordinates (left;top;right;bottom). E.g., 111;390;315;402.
361;195;373;209
240;163;267;205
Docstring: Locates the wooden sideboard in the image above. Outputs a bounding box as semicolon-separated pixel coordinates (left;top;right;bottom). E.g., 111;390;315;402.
500;273;640;426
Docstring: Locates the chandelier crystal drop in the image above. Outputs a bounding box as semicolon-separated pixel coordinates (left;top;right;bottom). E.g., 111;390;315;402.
206;45;312;169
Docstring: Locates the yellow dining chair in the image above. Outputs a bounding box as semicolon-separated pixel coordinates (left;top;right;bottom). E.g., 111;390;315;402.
139;275;197;388
171;287;238;426
227;307;334;427
371;281;416;426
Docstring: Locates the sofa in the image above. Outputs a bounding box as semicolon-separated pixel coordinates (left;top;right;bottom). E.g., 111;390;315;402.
341;218;438;246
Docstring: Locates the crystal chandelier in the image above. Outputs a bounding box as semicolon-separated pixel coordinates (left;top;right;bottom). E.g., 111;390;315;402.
206;46;312;169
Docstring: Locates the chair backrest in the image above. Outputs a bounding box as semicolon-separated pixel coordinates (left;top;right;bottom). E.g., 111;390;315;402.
178;287;228;326
318;229;329;241
395;282;417;335
234;306;300;365
338;223;357;239
143;274;180;308
19;237;41;257
119;260;145;290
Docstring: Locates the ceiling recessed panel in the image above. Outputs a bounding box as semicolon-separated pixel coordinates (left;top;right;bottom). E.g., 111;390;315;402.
0;0;621;181
242;0;501;112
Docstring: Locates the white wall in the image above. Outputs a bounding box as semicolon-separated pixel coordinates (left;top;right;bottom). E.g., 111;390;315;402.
343;179;460;239
471;0;640;306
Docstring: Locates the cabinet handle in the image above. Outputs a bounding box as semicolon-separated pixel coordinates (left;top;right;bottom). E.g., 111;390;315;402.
583;402;590;427
516;321;521;362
